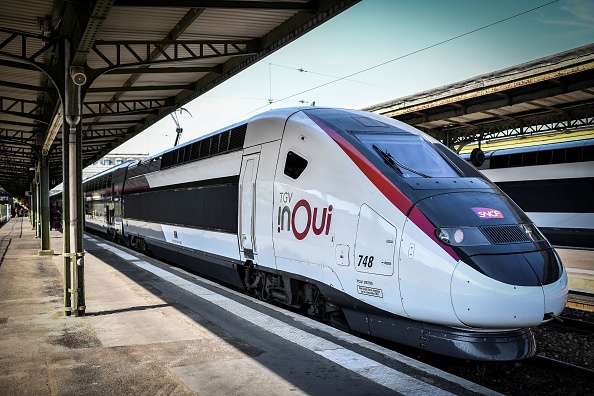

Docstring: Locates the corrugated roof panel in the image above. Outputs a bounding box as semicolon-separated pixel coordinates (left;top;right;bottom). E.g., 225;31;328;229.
0;0;53;34
0;0;361;195
120;90;182;100
134;72;209;86
180;8;296;40
0;68;44;113
99;7;192;39
89;74;133;89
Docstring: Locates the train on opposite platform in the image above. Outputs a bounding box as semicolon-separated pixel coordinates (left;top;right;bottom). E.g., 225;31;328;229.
0;203;11;225
70;107;568;361
462;139;594;248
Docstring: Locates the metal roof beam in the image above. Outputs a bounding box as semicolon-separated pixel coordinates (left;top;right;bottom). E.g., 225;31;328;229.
0;27;60;69
83;98;170;115
83;119;145;126
83;129;128;138
87;7;205;128
81;108;159;118
0;119;40;129
0;80;46;92
72;0;116;66
105;65;222;74
0;110;42;122
525;101;567;115
481;110;518;121
113;1;319;11
0;59;39;72
168;0;361;113
91;39;259;70
0;96;42;120
0;129;35;139
88;84;190;93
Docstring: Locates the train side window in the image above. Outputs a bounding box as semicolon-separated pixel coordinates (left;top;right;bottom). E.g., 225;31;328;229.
551;149;565;164
489;155;509;169
584;145;594;161
523;151;537;166
537;150;552;165
284;151;308;179
566;147;582;163
509;153;522;167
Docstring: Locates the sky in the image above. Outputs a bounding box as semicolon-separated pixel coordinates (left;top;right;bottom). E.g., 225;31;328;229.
112;0;594;157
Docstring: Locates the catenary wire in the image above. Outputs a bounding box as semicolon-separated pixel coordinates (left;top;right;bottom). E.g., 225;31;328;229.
234;0;560;120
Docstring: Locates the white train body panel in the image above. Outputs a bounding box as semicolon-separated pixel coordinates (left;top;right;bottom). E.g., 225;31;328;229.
80;107;568;361
145;150;242;188
398;217;462;325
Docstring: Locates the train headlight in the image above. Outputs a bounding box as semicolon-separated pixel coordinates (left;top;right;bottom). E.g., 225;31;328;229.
436;228;451;245
454;228;465;244
435;227;490;246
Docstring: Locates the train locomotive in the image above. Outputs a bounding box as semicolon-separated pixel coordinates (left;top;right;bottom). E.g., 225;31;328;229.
80;107;568;361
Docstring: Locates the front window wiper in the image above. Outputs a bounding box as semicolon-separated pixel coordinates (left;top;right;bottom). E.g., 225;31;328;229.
372;144;430;178
373;144;403;176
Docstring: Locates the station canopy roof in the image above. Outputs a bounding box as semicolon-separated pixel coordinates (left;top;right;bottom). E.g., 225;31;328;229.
364;43;594;152
0;0;359;197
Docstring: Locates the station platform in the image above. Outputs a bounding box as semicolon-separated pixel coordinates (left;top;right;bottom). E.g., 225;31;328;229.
0;217;496;396
556;248;594;293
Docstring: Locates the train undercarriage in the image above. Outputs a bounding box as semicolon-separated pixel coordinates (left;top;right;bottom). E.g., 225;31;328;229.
121;231;351;331
100;228;537;361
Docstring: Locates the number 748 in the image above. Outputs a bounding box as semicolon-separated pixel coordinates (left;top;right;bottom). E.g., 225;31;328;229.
358;255;374;268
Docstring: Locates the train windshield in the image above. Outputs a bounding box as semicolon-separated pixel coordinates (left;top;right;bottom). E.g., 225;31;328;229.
355;133;461;178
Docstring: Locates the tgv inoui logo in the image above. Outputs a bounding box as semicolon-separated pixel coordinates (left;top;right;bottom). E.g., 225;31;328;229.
277;192;333;240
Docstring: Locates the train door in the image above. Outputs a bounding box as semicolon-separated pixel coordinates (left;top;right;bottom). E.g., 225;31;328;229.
239;153;260;262
353;204;403;312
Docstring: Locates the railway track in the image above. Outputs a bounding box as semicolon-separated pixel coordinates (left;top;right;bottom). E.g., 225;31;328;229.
546;315;594;335
530;354;594;380
566;290;594;312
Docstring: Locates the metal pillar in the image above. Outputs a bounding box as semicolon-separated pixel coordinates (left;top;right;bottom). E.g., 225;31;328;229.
31;168;39;235
38;155;54;255
36;176;41;237
62;39;85;317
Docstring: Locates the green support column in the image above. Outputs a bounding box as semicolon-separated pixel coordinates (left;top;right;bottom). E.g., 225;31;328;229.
30;175;38;234
62;110;72;316
39;155;54;256
62;38;85;317
36;174;41;238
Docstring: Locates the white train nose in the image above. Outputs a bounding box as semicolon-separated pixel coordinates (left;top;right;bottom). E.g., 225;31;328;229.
451;261;546;328
451;259;569;328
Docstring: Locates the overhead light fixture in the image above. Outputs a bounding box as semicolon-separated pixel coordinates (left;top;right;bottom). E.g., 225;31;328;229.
42;105;62;156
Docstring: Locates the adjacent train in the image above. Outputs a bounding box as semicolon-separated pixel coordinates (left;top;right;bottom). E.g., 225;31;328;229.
0;203;11;225
75;107;568;361
463;139;594;248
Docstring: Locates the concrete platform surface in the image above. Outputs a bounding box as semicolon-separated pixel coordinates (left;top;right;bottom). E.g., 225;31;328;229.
0;217;500;395
556;248;594;292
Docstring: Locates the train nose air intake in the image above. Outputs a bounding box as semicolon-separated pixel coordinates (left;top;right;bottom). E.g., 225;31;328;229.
481;225;531;244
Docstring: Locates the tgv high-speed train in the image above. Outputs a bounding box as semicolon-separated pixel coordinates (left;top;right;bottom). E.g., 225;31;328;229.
80;107;568;361
463;139;594;248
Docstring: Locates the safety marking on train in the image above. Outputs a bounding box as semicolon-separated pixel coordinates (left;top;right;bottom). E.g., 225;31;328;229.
88;242;478;395
357;285;383;298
